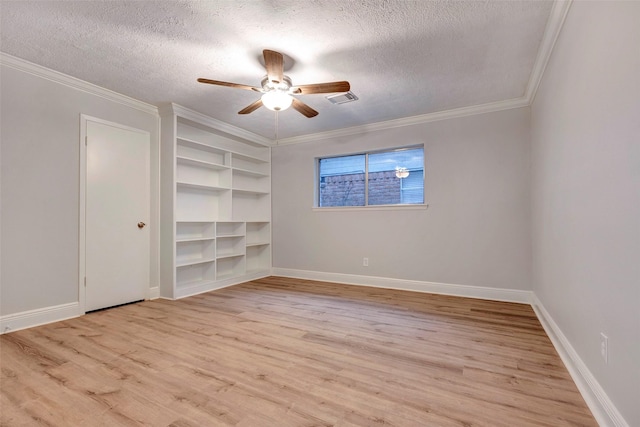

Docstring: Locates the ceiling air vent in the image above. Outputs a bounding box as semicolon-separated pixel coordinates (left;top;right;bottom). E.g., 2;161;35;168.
326;91;359;105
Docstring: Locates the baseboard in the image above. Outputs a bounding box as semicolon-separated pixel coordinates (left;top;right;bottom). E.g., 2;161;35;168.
0;302;82;335
531;294;629;427
148;286;160;300
174;270;272;300
271;268;532;304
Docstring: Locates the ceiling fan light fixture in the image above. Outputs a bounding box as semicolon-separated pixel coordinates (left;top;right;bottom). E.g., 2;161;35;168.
395;167;410;179
261;90;293;111
198;50;347;118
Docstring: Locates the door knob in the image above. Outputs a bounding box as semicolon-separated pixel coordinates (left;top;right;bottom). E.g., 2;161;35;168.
137;222;146;229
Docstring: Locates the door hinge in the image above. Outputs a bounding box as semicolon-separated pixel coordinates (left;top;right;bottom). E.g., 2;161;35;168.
84;277;87;287
85;136;88;146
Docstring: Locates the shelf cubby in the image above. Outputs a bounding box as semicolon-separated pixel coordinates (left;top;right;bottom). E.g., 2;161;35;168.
232;191;270;221
216;235;245;258
232;169;269;195
246;244;270;273
246;222;270;246
176;261;216;289
176;222;215;241
216;221;245;237
177;157;231;189
216;256;245;280
176;187;231;222
176;239;215;266
177;138;229;165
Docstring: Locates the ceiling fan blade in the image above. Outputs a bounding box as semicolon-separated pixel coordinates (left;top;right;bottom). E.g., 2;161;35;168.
292;81;350;95
238;99;263;115
263;49;284;84
291;98;319;118
197;78;261;92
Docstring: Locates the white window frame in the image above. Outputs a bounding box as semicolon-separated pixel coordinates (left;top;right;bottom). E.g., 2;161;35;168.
314;144;427;211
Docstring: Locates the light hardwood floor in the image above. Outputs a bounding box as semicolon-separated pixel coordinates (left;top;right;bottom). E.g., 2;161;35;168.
1;276;596;426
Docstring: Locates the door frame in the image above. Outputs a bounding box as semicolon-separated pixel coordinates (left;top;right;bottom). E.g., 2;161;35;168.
79;115;152;313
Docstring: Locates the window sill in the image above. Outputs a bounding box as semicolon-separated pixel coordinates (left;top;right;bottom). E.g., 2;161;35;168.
312;204;429;212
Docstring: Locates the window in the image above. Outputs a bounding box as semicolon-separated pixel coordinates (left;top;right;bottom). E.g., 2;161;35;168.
318;146;424;207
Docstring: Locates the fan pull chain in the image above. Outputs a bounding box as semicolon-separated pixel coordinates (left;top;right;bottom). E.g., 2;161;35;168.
275;110;279;143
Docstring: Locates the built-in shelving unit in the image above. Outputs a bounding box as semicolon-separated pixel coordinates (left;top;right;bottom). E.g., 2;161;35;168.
160;104;272;299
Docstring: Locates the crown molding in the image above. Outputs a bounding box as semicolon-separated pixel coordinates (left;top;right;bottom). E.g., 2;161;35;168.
0;52;158;115
525;0;573;104
276;96;530;145
1;0;572;146
160;103;272;147
276;0;572;146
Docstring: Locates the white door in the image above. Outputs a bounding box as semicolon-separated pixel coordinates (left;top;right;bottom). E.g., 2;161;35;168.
85;119;150;312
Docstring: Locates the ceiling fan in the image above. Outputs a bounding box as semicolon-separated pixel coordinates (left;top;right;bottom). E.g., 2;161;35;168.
197;49;350;118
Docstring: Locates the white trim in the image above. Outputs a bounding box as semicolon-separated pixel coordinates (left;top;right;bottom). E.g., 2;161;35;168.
531;295;629;427
148;286;160;300
0;52;158;115
274;0;572;146
276;97;530;145
0;1;571;148
79;116;88;313
0;302;81;335
161;103;272;147
173;270;271;300
271;268;532;304
525;0;573;104
313;204;428;213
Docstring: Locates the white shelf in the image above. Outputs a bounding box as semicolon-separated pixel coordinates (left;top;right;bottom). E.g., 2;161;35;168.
232;167;269;177
176;222;215;240
246;241;270;247
177;156;229;170
217;234;244;239
177;137;228;155
176;257;216;268
232;152;269;164
233;188;269;195
177;182;230;192
176;237;215;243
178;137;268;164
216;252;245;260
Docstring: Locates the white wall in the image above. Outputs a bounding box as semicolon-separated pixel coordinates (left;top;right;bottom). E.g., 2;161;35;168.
0;59;160;321
272;107;531;292
531;2;640;426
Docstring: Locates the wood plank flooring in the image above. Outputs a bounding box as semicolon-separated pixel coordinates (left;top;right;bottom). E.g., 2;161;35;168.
1;276;597;426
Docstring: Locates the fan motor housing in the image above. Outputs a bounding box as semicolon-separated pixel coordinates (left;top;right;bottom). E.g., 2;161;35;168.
261;75;292;92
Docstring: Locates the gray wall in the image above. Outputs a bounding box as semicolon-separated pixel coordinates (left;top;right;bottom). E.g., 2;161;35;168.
531;2;640;425
272;107;531;290
1;62;160;316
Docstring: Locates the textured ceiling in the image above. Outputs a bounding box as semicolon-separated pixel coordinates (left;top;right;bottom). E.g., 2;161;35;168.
0;1;553;140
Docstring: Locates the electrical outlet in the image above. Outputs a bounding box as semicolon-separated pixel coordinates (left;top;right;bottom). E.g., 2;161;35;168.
363;257;369;267
600;333;608;364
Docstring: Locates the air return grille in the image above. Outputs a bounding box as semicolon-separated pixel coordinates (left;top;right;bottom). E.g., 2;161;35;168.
326;91;359;104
